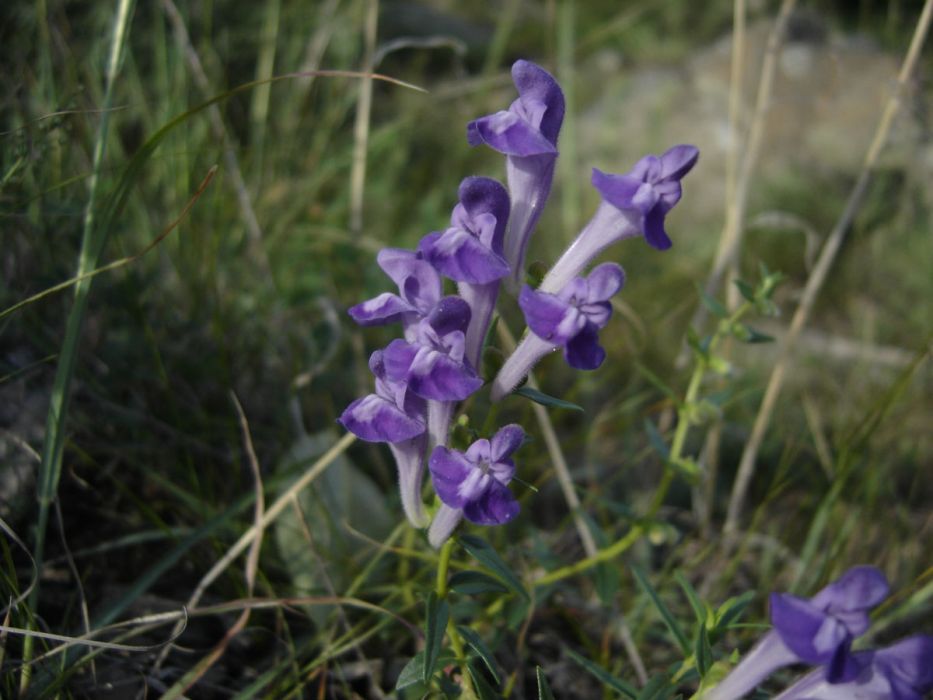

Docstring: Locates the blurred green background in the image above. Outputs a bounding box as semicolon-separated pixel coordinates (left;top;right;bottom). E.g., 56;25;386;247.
1;0;931;696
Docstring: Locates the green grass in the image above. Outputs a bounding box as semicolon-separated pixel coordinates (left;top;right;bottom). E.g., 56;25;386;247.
1;0;931;697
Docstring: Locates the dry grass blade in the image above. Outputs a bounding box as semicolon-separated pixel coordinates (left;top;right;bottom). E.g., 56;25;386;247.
152;431;356;672
692;0;798;331
156;394;267;698
723;0;933;538
349;0;379;235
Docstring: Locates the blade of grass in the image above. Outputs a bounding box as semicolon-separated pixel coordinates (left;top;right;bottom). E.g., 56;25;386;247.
25;0;137;690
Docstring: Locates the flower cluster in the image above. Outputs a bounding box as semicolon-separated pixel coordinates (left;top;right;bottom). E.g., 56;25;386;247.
705;566;933;700
339;59;698;546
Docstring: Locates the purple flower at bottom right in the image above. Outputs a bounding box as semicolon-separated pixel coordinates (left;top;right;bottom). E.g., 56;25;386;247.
773;635;933;700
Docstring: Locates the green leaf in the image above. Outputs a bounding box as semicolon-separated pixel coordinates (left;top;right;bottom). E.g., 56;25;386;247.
631;566;691;655
565;648;637;699
536;667;556;700
715;591;755;632
741;326;775;344
457;626;500;684
644;419;670;460
449;570;509;596
424;592;450;682
695;624;713;677
467;660;501;700
635;674;676;700
396;650;456;690
699;288;728;319
459;535;529;600
686;327;711;359
514;386;584;412
674;572;707;626
734;279;756;303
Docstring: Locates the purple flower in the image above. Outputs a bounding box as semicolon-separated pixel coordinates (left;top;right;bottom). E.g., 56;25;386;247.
539;145;698;295
338;349;425;443
520;262;624;370
467;60;565;285
382;297;483;402
704;566;890;700
490;263;624;401
420;177;511;285
429;424;524;527
770;566;891;679
420;177;511;368
348;248;441;342
592;144;699;251
339;351;429;527
773;636;933;700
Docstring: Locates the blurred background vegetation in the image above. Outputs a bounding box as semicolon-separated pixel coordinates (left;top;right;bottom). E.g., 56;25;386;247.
1;0;931;697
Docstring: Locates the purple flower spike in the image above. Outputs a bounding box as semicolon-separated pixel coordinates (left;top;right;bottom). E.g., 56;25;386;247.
428;425;524;546
467;60;565;284
382;298;483;402
772;636;933;700
704;566;891;700
348;249;442;341
539;145;698;296
338;350;425;443
490;263;624;401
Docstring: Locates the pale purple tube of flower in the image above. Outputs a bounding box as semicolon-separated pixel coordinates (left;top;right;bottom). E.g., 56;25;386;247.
427;424;524;547
490;263;625;401
539;145;699;295
420;176;511;368
771;635;933;700
467;60;564;286
704;566;891;700
338;350;429;526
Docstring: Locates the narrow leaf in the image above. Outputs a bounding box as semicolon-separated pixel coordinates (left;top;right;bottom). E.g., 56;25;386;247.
631;566;690;654
674;572;706;625
467;660;501;700
644;419;670;460
742;326;775;344
423;592;450;682
699;288;728;319
536;667;556;700
715;591;755;631
449;571;508;596
396;650;456;690
635;674;677;700
695;624;713;677
459;535;528;600
457;626;499;684
565;648;637;699
514;386;584;412
396;651;426;690
733;279;756;303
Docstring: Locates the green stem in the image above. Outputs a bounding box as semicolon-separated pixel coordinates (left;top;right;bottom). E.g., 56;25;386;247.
536;303;754;587
436;540;478;699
